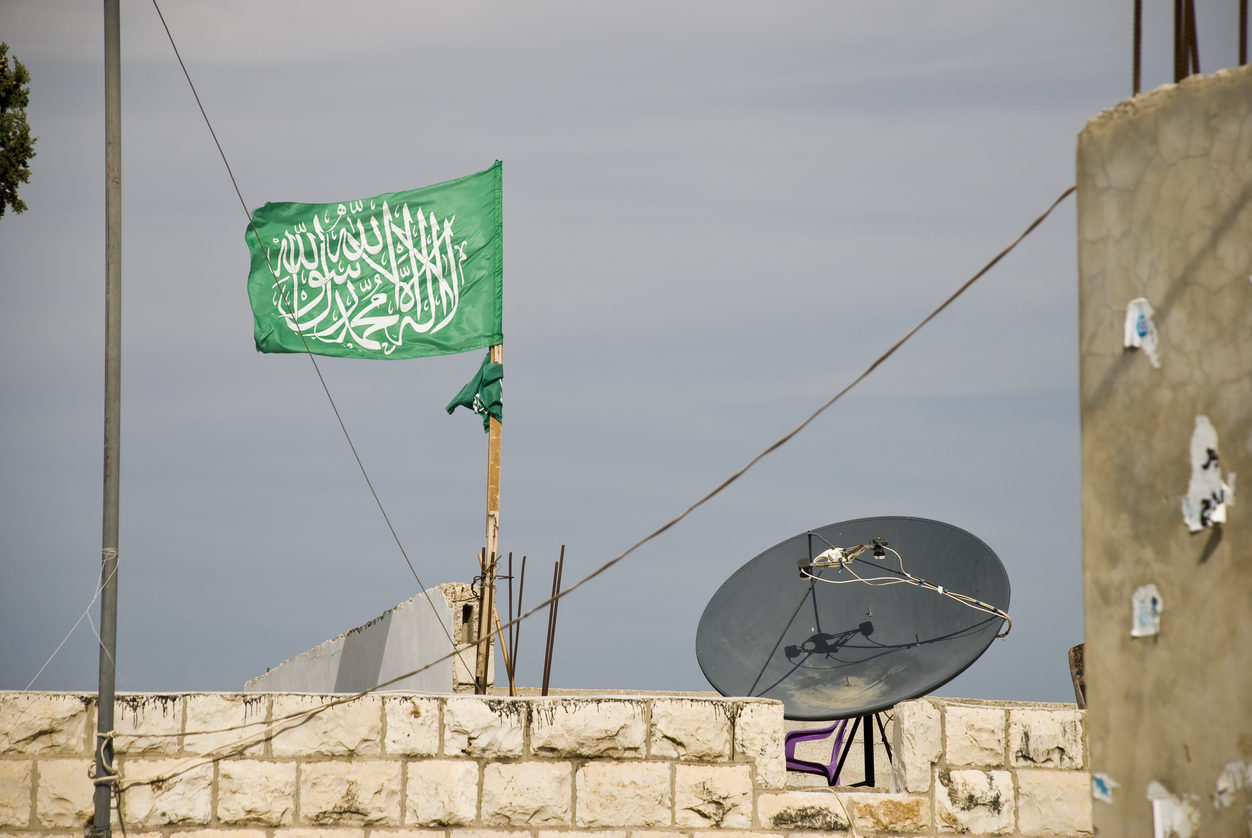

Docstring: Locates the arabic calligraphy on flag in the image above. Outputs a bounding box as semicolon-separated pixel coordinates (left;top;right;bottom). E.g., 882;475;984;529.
246;161;502;359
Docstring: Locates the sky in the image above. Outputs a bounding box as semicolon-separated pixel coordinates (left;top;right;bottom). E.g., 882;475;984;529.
2;1;1246;704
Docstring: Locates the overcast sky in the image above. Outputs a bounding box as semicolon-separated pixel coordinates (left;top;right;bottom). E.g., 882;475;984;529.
2;2;1245;703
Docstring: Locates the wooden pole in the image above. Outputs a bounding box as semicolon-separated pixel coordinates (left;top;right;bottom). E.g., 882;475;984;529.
474;343;503;692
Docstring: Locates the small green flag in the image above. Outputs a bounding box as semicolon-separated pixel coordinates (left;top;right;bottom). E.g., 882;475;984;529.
446;352;502;432
246;161;502;359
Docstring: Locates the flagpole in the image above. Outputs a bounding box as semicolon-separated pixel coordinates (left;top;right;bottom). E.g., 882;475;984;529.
474;342;503;692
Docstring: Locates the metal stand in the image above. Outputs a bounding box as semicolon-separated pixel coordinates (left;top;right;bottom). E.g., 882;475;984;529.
784;712;893;787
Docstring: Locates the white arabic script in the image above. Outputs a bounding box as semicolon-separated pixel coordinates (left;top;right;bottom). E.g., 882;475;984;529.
264;200;470;354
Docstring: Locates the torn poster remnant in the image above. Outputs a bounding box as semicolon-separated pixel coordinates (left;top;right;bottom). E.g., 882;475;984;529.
1092;772;1119;803
1213;762;1252;809
1181;415;1235;533
1131;584;1163;637
1147;780;1200;838
1124;297;1161;368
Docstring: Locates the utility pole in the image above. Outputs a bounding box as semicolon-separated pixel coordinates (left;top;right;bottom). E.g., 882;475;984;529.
93;1;122;835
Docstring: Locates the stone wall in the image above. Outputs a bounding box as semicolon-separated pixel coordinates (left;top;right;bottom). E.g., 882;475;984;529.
1;691;1088;837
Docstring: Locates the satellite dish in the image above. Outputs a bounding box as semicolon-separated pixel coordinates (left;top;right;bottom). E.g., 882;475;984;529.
695;516;1010;720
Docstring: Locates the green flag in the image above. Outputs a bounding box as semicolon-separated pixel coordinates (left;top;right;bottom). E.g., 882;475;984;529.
246;161;502;359
445;352;502;432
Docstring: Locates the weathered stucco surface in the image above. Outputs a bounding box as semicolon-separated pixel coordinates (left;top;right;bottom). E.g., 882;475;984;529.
1077;64;1252;838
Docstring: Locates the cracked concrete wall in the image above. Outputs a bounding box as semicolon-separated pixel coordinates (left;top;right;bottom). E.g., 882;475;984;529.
1077;65;1252;837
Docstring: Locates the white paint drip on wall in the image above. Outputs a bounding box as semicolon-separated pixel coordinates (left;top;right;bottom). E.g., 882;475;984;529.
1124;297;1161;368
1181;415;1235;533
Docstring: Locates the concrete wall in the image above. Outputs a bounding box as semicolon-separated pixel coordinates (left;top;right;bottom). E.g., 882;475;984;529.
1076;65;1252;836
0;691;1089;837
245;583;487;694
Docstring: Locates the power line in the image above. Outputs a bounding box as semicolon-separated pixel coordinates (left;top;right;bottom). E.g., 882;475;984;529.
147;0;456;652
113;185;1076;790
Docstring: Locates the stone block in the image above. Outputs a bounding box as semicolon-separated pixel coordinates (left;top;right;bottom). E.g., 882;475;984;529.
269;695;382;758
531;699;646;757
270;829;367;838
733;701;786;788
845;792;929;834
299;761;401;826
33;759;91;829
382;696;440;756
217;760;296;825
119;758;214;827
650;699;731;760
182;693;269;757
482;761;572;827
115;695;184;756
0;693;90;755
1009;708;1085;769
170;831;268;838
892;698;940;792
443;831;524;838
935;768;1014;835
1016;769;1093;837
405;759;478;826
674;764;752;829
575;762;671;828
444;697;524;757
539;832;627;838
756;790;851;831
944;704;1006;767
0;760;33;827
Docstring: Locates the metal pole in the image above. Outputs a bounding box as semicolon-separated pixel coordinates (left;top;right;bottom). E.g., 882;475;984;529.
93;0;122;835
1241;0;1248;66
1133;0;1143;95
1174;0;1185;81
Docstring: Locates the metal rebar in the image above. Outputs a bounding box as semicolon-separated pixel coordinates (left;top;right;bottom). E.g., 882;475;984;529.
1241;0;1248;65
1133;0;1143;94
541;545;565;696
511;554;526;690
1174;0;1185;81
1186;0;1200;75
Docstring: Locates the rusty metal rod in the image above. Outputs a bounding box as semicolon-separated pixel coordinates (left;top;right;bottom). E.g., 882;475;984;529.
1241;0;1248;66
1133;0;1143;94
541;545;565;696
1186;0;1200;75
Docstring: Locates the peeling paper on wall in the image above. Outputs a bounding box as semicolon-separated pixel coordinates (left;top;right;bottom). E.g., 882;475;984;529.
1124;297;1161;367
1092;772;1119;803
1181;415;1235;532
1147;781;1200;838
1131;584;1163;637
1214;762;1252;808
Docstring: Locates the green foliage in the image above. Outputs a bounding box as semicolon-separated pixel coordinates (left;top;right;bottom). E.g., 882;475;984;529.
0;42;37;218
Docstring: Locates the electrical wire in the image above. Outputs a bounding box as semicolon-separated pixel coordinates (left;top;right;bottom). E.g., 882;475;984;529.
112;183;1070;786
24;562;117;690
147;0;457;654
800;546;1013;638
